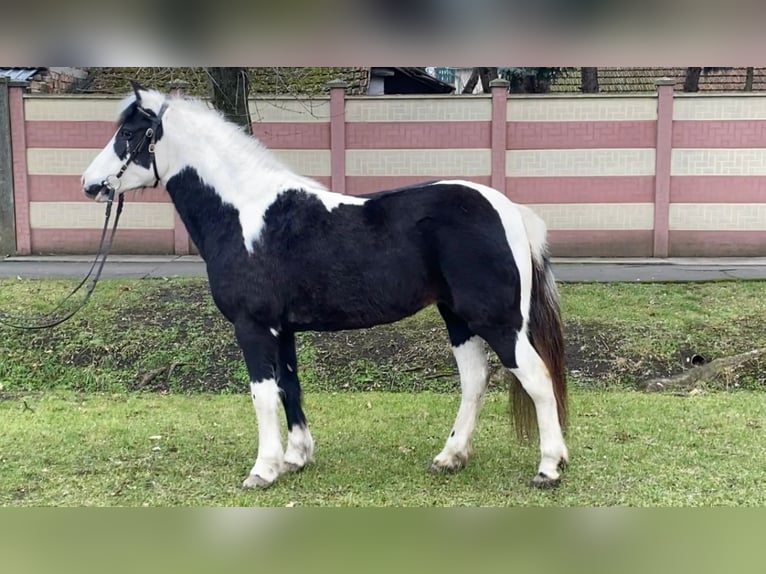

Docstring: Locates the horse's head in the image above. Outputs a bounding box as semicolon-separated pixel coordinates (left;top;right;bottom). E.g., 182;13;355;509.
81;80;168;201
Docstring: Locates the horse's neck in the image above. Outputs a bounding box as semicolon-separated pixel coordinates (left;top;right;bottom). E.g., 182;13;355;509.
161;108;332;258
164;166;250;262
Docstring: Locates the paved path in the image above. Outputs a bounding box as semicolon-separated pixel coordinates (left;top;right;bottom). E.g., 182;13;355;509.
2;255;766;282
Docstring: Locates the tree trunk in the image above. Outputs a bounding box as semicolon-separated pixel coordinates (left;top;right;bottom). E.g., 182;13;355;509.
205;67;252;134
745;67;754;91
580;67;599;93
479;67;498;93
462;68;480;94
683;67;702;92
641;348;766;392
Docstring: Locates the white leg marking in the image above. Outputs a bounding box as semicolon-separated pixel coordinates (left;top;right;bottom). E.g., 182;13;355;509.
432;336;489;472
510;336;568;480
283;424;315;471
243;379;284;488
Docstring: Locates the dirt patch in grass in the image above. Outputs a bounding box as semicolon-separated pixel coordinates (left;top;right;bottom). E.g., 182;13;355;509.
564;320;685;386
2;278;765;393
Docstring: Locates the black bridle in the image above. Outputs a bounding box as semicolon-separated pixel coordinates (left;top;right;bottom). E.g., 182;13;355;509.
0;103;167;330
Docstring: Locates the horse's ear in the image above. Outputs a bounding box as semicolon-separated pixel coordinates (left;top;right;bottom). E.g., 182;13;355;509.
129;80;145;101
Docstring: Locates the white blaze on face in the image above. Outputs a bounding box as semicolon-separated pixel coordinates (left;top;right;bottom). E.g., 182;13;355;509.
81;131;120;192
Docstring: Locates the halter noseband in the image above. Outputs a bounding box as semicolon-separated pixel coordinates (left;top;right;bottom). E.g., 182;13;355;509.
102;101;168;194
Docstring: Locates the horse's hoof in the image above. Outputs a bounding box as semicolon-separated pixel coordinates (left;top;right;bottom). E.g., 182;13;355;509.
284;461;306;473
428;457;466;474
242;474;274;489
529;472;561;489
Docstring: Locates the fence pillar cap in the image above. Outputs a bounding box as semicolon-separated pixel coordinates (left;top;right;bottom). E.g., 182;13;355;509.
489;78;510;88
655;77;676;86
326;79;348;89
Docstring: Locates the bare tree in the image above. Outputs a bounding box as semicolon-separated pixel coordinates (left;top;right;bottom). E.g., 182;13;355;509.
683;67;703;92
683;67;732;93
460;67;499;94
479;67;499;92
580;67;599;93
205;68;252;134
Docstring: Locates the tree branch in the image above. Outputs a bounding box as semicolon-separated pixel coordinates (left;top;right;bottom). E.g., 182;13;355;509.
641;348;766;392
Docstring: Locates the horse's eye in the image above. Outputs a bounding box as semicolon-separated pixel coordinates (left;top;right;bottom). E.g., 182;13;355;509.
121;129;133;139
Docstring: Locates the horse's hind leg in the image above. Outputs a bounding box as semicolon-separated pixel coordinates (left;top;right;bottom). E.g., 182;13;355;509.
235;320;285;489
277;331;314;472
430;304;489;473
483;328;568;487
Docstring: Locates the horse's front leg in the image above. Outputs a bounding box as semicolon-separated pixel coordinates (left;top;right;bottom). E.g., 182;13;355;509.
277;331;314;472
235;320;285;489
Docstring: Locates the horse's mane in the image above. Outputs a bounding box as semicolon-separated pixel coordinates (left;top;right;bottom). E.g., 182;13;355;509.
120;90;327;195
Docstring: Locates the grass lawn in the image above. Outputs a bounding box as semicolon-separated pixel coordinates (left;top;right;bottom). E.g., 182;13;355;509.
1;277;765;506
1;389;765;506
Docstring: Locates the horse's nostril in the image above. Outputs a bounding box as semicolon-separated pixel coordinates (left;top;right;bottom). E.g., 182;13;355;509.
83;184;103;198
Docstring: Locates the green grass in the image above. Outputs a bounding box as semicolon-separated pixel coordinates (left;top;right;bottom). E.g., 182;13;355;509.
2;278;766;393
1;389;765;506
1;277;766;506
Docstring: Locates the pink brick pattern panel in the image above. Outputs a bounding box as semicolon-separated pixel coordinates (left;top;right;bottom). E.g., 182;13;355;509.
28;176;171;202
507;176;655;204
548;230;654;257
346;122;491;149
31;229;174;254
251;122;329;149
669;231;766;257
673;120;766;148
508;121;656;150
670;176;766;203
25;121;115;148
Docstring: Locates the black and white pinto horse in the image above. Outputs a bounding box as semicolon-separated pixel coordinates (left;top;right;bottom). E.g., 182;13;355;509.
81;82;569;489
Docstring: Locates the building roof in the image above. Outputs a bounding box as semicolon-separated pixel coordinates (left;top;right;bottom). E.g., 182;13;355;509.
0;67;41;82
550;67;766;93
371;67;455;94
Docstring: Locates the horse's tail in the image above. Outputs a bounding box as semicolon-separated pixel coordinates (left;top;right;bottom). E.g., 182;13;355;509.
509;205;567;441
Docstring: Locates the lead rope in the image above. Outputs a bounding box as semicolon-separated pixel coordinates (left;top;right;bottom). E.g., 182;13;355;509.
0;192;124;330
0;102;165;330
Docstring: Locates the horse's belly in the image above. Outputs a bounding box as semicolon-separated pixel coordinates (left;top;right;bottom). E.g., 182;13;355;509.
286;292;433;332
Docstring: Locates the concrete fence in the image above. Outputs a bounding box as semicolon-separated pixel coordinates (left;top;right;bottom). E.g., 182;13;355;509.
2;78;766;257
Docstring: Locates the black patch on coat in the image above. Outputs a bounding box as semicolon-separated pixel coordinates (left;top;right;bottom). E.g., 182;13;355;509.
164;174;523;339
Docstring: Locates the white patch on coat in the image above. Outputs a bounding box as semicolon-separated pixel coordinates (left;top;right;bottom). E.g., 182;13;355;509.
432;336;489;469
244;378;284;487
269;327;279;337
283;424;314;470
510;335;568;479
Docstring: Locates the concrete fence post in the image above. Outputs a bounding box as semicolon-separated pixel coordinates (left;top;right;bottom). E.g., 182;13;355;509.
8;82;30;255
0;77;16;256
327;80;348;195
653;77;675;258
489;78;509;195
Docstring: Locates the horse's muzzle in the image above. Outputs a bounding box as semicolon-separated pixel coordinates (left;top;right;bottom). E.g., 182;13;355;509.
83;183;110;203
